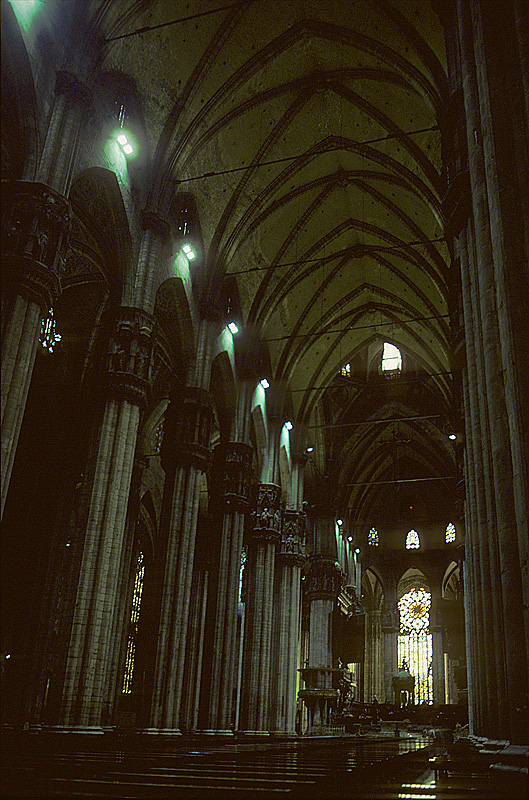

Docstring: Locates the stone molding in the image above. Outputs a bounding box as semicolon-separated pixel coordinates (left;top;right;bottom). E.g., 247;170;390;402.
221;441;254;511
305;556;342;601
103;307;156;405
278;510;305;566
2;181;71;310
249;483;282;543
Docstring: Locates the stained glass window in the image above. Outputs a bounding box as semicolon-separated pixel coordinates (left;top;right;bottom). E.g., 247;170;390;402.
39;308;61;353
398;587;433;703
341;363;351;377
122;551;145;694
445;522;456;543
368;527;379;546
406;529;420;549
381;342;402;373
154;422;164;453
238;547;247;605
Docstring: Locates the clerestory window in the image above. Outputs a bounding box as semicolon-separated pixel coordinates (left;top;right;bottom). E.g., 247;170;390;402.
381;342;402;374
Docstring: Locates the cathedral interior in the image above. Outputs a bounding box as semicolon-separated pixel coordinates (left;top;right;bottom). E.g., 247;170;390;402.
1;0;528;797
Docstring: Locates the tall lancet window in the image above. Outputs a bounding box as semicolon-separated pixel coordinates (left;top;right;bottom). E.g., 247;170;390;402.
39;308;62;353
398;587;433;703
368;527;379;546
406;529;420;549
122;551;145;694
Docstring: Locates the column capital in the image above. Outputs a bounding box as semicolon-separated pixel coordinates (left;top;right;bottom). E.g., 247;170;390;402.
221;441;254;511
381;600;398;633
55;70;92;107
102;307;156;405
2;181;71;310
162;387;214;471
249;483;281;543
278;510;305;566
141;211;171;239
304;555;342;601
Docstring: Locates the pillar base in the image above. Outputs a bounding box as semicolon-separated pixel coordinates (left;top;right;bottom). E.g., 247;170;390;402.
140;728;182;736
200;729;234;736
45;725;106;735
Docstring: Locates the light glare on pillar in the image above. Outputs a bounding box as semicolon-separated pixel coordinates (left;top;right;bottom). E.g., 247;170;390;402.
306;446;313;453
337;518;343;526
260;378;269;389
285;420;293;431
228;321;239;334
448;433;457;440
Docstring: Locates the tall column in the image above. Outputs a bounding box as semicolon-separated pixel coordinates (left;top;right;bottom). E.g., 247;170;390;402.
1;183;71;518
148;386;213;733
299;554;342;733
381;580;398;704
239;483;282;733
206;441;253;734
1;69;92;517
180;522;210;733
455;0;528;740
59;308;155;730
430;587;445;705
270;510;305;735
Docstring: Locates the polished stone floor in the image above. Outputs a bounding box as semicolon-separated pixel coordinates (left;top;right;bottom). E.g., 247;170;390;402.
1;730;526;799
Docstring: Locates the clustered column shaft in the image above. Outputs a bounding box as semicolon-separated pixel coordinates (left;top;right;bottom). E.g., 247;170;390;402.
149;388;213;733
240;483;282;733
206;442;253;733
60;308;156;729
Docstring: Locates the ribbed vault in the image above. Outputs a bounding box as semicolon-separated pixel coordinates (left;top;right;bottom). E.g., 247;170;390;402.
101;0;456;529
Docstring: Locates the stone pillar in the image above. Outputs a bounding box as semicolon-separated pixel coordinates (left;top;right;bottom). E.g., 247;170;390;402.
1;182;71;518
270;510;305;735
239;483;282;733
205;441;253;734
148;387;213;733
299;555;342;734
381;599;398;704
430;588;445;705
180;522;210;733
454;0;528;739
59;308;155;730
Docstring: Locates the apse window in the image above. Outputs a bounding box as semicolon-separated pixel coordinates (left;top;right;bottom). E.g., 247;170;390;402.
368;527;379;546
341;363;351;377
405;529;420;549
398;587;433;703
381;342;402;374
445;522;456;543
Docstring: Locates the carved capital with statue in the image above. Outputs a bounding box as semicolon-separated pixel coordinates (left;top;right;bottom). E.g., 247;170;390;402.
381;600;398;632
249;483;282;543
162;387;214;471
221;441;254;511
103;307;156;405
2;181;71;310
305;555;342;601
278;510;305;566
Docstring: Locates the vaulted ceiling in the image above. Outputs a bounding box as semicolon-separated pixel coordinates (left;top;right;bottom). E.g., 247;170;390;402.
101;0;458;531
3;0;458;532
